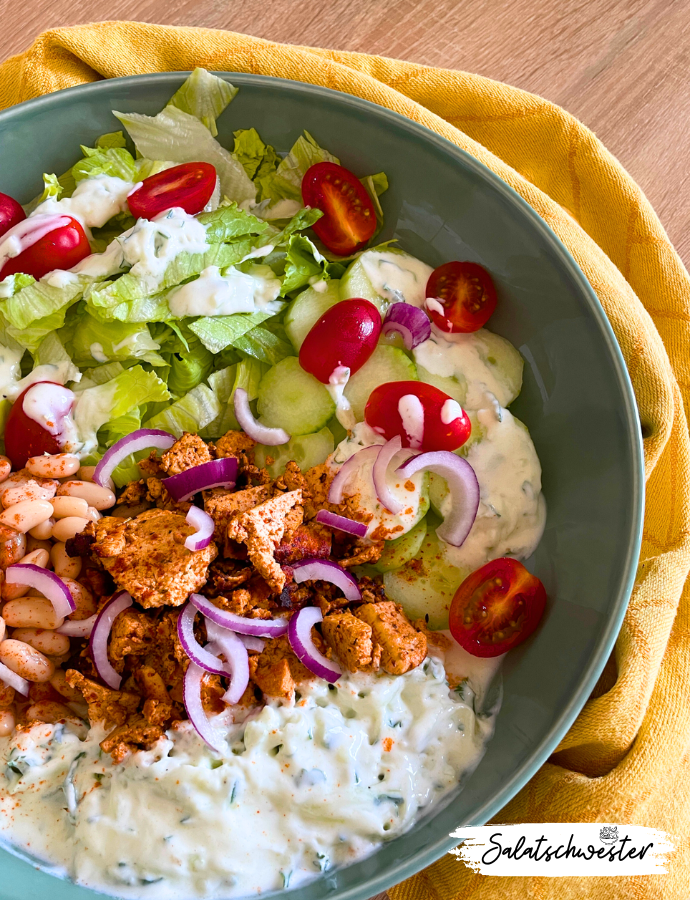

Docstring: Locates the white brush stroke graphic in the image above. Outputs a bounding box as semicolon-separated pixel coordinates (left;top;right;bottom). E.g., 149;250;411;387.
449;823;674;875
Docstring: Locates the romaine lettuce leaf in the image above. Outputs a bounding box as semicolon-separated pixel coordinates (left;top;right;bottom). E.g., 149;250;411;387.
201;358;265;437
167;68;237;137
280;234;328;295
96;132;127;150
73;145;138;183
188;309;280;355
99;408;141;447
258;131;338;204
233;128;279;182
360;172;388;232
167;333;214;396
196;204;269;243
0;273;35;300
68;313;164;367
143;383;220;437
233;325;292;365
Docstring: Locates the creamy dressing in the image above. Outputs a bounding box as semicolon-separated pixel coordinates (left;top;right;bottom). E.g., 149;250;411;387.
0;215;71;270
89;343;108;363
326;366;356;431
21;383;74;436
0;345;24;398
3;362;81;402
0;646;499;900
398;394;424;449
118;208;209;289
360;250;434;307
33;176;135;230
168;264;281;318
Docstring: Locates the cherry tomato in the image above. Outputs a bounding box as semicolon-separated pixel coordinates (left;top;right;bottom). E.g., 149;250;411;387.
426;261;497;333
4;381;75;470
299;298;381;383
0;216;90;281
301;162;377;256
364;380;471;452
0;192;26;240
449;558;547;658
127;162;217;220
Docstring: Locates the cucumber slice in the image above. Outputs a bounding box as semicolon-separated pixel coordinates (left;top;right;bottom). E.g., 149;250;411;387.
417;364;467;406
383;527;469;629
343;345;418;422
374;517;427;573
339;257;384;309
284;280;341;351
255;427;334;478
476;330;523;407
257;357;335;435
340;249;433;311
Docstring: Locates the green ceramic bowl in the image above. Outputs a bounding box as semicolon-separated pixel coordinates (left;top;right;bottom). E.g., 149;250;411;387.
0;73;643;900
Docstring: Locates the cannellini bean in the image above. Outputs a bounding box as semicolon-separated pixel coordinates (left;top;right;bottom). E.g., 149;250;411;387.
0;639;54;682
2;598;64;630
28;517;56;540
0;456;11;484
0;615;5;643
57;480;116;511
28;680;62;703
50;669;84;703
0;500;54;534
51;542;82;579
26;536;52;554
84;506;101;522
26;700;74;723
0;679;15;707
51;517;90;542
50;652;71;667
61;577;96;620
26;453;81;479
0;527;26;568
78;466;115;490
1;482;57;508
11;628;71;657
21;548;51;567
1;547;50;600
0;708;15;736
51;496;89;520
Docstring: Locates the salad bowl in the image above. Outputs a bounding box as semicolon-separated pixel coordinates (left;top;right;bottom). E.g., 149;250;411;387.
0;71;643;900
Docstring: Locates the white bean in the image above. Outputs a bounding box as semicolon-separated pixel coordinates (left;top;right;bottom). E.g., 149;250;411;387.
0;500;54;534
1;482;57;508
51;517;90;542
0;456;11;485
2;548;50;600
28;517;55;540
57;480;116;511
0;615;5;643
61;577;96;620
2;598;64;630
11;628;71;657
78;466;115;490
0;679;14;706
84;506;101;522
0;709;15;736
26;701;73;723
49;669;83;703
26;454;81;479
26;536;52;555
50;542;82;579
51;496;89;520
0;529;26;568
0;639;55;682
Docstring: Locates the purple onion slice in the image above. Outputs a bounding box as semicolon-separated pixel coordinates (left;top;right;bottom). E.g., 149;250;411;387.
177;603;228;675
291;558;361;602
57;614;97;638
164;457;238;503
5;564;75;619
0;660;30;696
93;428;176;488
328;445;381;505
382;302;431;350
288;606;341;683
89;590;133;689
185;507;215;551
205;621;250;705
183;660;224;752
315;509;368;538
190;593;288;638
372;435;404;514
234;387;290;446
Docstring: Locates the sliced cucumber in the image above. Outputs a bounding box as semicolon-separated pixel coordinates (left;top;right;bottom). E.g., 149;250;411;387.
284;279;341;351
257;357;335;435
338;257;383;309
417;364;467;406
340;248;433;311
255;427;334;477
374;517;428;573
343;345;418;422
476;329;523;407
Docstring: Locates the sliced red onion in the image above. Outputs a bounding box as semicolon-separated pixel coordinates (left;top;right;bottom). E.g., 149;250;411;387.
291;558;362;601
328;445;381;504
0;660;30;696
238;633;265;652
57;614;97;638
206;621;250;705
288;606;341;683
234;387;290;446
5;564;75;619
315;509;368;538
372;435;405;514
164;457;239;502
382;302;431;350
89;590;133;690
185;506;215;551
94;429;176;488
183;660;224;752
397;451;480;547
177;603;228;675
190;593;288;638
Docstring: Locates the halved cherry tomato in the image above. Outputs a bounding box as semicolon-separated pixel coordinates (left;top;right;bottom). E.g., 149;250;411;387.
0;192;26;240
300;298;381;383
0;216;90;281
426;261;497;333
127;162;217;220
449;558;547;658
4;381;75;470
364;380;471;452
301;162;377;256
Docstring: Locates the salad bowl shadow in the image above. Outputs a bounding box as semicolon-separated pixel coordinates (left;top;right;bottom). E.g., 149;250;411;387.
0;72;643;900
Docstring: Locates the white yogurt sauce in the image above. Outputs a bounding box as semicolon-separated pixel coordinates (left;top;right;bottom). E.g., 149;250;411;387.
326;366;356;432
360;250;433;307
33;175;135;230
0;345;23;397
21;382;75;436
3;362;81;402
168;264;281;318
0;646;498;900
118;207;209;289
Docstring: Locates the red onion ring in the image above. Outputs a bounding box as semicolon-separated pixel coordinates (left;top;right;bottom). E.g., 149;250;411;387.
397;451;480;547
288;606;341;683
206;621;250;705
234;387;290;446
190;593;288;638
5;564;75;619
185;507;215;551
183;660;224;752
315;509;368;538
57;614;97;638
177;603;229;675
372;435;404;514
382;302;431;350
237;633;265;652
291;559;362;601
93;428;176;488
0;660;30;696
328;445;381;504
89;590;133;689
164;457;239;502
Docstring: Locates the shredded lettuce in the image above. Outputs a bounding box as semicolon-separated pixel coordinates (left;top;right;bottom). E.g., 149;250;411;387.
233;128;279;183
197;204;269;243
67;313;164;367
0;276;91;352
233;325;292;365
258;131;339;204
167;68;238;137
188;309;281;355
73;145;138;183
201;358;265;436
167;332;214;396
143;383;220;436
280;234;329;295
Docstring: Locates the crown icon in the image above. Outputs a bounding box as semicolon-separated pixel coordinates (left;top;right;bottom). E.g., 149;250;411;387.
599;826;619;844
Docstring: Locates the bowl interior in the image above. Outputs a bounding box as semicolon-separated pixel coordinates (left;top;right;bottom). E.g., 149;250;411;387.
0;72;643;900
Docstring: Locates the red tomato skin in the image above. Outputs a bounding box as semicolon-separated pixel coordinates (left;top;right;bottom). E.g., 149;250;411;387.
449;558;547;658
127;162;217;220
0;192;26;239
364;380;471;452
299;299;382;383
301;162;377;256
0;217;91;281
4;382;68;470
426;261;497;333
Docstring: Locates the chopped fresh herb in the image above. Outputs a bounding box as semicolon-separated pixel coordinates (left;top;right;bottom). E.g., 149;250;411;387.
281;870;292;889
93;773;105;782
210;759;223;769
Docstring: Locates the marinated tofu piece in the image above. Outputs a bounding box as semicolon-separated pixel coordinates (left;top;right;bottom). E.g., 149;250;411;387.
214;429;256;464
117;480;148;507
109;608;157;661
274;522;332;565
321;610;382;673
355;601;427;675
160;432;213;475
204;484;271;543
134;666;174;727
249;634;314;700
66;670;140;729
100;716;164;763
145;477;192;514
89;508;217;608
336;539;384;568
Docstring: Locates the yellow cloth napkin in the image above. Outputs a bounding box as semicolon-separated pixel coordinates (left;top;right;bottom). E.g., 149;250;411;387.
2;21;690;900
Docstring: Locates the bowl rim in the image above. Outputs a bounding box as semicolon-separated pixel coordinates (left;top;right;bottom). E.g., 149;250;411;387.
0;71;645;900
